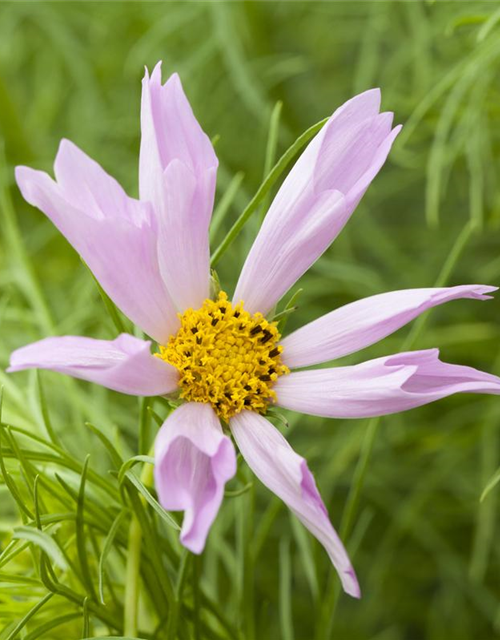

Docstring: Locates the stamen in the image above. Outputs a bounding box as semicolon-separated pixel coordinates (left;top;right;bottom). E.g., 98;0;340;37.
156;292;289;421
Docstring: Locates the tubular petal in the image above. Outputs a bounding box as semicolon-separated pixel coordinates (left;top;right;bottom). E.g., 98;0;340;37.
140;63;218;310
230;411;360;598
281;285;497;369
275;349;500;419
8;334;178;396
154;402;237;553
234;89;401;315
16;151;178;344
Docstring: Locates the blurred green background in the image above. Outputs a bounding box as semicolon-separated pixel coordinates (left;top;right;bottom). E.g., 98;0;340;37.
1;1;500;639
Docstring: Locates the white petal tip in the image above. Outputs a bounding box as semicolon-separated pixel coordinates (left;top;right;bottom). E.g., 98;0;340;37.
340;566;361;598
471;284;498;299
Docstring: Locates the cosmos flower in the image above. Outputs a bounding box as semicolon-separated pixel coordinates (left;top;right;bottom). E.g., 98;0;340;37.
9;62;500;599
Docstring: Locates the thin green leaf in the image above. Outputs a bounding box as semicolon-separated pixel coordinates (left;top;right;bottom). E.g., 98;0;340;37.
0;144;55;334
192;554;202;640
36;371;61;447
289;514;319;602
124;470;180;531
147;406;164;428
0;427;34;519
82;597;90;638
4;592;54;640
224;482;254;498
85;422;123;468
480;466;500;502
82;259;127;335
210;171;245;241
23;613;82;640
99;509;129;604
477;7;500;41
277;288;303;334
76;455;98;600
13;526;68;571
118;456;155;485
279;535;294;640
82;637;148;640
139;398;151;456
259;100;283;224
210;117;328;267
166;549;191;640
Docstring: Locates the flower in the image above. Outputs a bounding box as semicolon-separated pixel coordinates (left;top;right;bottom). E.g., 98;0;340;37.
9;62;500;600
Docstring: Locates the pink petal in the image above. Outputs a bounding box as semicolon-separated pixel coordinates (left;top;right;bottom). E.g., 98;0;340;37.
140;63;218;310
234;89;401;315
275;349;500;419
54;138;142;223
16;151;178;344
235;189;346;315
282;285;497;369
8;334;178;396
154;402;236;554
230;410;359;598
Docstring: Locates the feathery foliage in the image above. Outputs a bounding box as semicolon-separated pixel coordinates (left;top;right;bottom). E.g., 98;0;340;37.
1;2;500;638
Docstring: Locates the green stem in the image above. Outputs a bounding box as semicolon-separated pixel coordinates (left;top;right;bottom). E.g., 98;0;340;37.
192;555;202;640
166;550;191;639
124;515;142;636
123;459;154;636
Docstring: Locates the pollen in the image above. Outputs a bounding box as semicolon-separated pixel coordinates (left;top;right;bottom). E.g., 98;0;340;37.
156;292;289;421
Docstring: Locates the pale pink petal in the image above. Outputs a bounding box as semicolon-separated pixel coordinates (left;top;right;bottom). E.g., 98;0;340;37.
235;189;346;315
345;124;402;211
154;402;236;554
275;349;500;419
53;139;142;223
234;89;401;315
230;411;359;598
16;154;178;344
8;334;177;396
140;63;218;310
282;285;497;369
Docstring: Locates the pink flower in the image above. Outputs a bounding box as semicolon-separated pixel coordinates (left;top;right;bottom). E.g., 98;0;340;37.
9;62;500;599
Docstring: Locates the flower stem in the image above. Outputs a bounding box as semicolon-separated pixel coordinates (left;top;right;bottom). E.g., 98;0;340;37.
124;458;155;636
124;514;142;636
192;555;202;640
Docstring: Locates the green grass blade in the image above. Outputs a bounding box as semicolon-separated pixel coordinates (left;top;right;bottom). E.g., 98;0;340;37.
76;455;98;600
85;422;123;469
13;526;67;571
279;535;294;640
259;100;283;225
99;509;128;605
124;470;180;531
480;465;500;502
23;613;82;640
4;593;53;640
210;171;245;242
36;371;61;447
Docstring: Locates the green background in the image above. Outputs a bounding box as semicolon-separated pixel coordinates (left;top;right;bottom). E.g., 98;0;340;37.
1;2;500;639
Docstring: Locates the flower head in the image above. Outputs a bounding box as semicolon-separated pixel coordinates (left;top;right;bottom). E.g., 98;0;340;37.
157;291;289;421
9;62;500;599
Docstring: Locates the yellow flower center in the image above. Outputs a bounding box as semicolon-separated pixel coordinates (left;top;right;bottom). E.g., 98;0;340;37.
157;292;289;421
